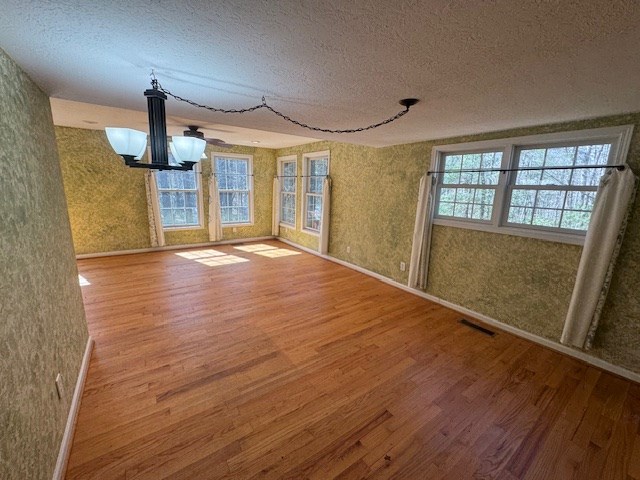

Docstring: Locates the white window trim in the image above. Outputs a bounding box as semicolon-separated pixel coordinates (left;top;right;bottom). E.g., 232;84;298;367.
278;154;297;230
429;125;634;245
302;150;330;235
155;156;205;231
213;152;255;228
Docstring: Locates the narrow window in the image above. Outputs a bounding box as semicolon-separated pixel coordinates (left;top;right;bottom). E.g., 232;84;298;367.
214;154;253;225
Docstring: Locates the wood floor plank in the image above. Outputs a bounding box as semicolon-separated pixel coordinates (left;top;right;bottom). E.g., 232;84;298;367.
65;240;640;479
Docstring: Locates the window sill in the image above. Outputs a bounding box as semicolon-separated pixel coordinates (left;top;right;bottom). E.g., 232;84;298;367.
279;223;296;230
222;222;254;229
432;218;585;246
162;225;204;232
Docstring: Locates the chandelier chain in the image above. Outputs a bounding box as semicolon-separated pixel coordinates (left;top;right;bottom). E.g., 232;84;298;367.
155;82;413;134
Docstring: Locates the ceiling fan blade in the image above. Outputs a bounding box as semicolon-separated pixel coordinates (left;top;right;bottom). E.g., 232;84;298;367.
206;138;234;148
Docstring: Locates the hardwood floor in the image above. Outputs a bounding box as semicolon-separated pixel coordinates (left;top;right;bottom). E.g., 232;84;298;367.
67;240;640;479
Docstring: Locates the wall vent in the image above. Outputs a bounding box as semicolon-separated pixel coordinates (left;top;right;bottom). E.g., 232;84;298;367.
459;318;496;337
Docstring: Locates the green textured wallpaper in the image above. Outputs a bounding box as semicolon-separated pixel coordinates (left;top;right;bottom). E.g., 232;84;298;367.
0;49;88;480
56;127;151;254
56;127;276;252
276;114;640;375
427;226;582;339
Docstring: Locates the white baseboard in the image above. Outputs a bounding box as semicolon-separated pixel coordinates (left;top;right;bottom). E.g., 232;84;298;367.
76;236;276;259
52;336;94;480
277;237;640;384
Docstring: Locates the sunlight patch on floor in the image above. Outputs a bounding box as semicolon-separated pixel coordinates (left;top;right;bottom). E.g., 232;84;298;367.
196;255;249;267
175;248;249;267
234;243;301;258
175;249;227;259
78;274;90;286
253;248;301;258
233;244;276;253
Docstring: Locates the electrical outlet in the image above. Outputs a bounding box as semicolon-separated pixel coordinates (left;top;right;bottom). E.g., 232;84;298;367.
400;261;406;272
346;246;351;254
55;373;64;399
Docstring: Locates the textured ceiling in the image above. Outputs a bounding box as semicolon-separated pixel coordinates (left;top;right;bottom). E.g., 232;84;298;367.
1;0;639;147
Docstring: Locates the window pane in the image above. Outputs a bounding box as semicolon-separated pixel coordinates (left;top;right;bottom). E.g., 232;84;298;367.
471;204;492;220
185;208;197;224
173;209;186;225
161;209;174;226
565;191;596;211
576;144;610;166
438;202;454;216
515;149;544;185
443;171;460;184
453;203;470;218
156;171;170;189
561;211;591;231
535;190;566;210
508;207;533;225
185;192;197;208
444;154;462;170
160;192;172;208
510;189;536;207
183;172;196;190
306;194;322;230
440;188;456;202
532;208;561;228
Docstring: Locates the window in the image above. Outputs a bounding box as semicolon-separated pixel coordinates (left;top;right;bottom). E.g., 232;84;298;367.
437;151;502;222
156;154;202;229
214;154;253;225
279;156;297;227
506;143;610;231
302;151;329;232
432;126;633;244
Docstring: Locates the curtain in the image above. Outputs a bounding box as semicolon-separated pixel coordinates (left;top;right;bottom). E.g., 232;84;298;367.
208;173;223;242
144;170;165;247
561;166;637;349
319;176;332;255
272;176;280;236
408;174;434;289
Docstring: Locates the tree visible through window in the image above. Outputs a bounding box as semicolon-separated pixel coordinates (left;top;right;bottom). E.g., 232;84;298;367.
506;144;610;231
304;155;329;231
280;160;296;226
156;163;201;228
431;125;631;244
215;155;252;225
437;151;502;221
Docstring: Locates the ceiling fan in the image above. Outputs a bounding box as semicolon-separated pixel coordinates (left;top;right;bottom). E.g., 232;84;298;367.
182;125;234;148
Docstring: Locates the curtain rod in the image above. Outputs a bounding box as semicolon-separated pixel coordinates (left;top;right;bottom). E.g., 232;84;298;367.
426;164;626;176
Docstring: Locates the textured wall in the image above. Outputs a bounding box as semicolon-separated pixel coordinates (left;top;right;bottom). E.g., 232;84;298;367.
0;49;88;480
56;126;151;254
278;114;640;374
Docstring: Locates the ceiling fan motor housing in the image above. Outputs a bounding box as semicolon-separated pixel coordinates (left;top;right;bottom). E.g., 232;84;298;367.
184;126;205;139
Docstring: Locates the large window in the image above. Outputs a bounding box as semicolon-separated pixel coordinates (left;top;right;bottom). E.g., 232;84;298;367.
214;154;253;225
279;156;297;227
302;151;329;232
156;156;202;229
432;126;633;244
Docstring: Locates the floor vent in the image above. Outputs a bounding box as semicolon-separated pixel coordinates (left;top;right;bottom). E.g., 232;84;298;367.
459;318;496;337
